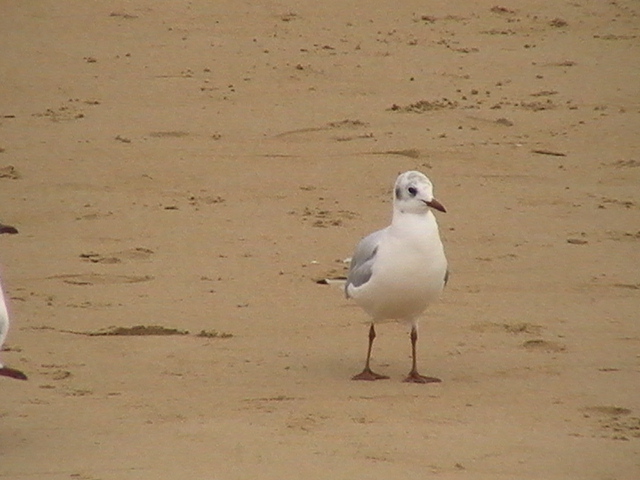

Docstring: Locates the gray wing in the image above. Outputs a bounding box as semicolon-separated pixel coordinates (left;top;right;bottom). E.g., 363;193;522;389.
345;228;386;298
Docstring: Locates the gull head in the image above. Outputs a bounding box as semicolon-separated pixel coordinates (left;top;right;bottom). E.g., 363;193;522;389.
393;171;446;214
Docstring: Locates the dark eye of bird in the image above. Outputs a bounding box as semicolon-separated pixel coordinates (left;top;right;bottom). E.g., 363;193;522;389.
407;186;418;196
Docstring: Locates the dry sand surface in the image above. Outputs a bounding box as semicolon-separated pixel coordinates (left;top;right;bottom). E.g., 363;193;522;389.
1;1;639;478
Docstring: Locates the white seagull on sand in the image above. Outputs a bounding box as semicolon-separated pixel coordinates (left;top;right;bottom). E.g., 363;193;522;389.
0;275;28;380
345;171;448;383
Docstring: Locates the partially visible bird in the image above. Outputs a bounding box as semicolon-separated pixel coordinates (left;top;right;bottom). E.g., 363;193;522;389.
345;171;448;383
0;274;28;380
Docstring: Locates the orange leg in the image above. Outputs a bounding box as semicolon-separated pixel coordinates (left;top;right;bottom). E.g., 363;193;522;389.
403;325;441;384
352;324;389;381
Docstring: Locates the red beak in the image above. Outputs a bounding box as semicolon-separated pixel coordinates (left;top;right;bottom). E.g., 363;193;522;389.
426;198;446;213
0;366;28;380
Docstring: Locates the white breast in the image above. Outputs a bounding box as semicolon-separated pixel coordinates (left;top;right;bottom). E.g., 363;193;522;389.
350;213;447;321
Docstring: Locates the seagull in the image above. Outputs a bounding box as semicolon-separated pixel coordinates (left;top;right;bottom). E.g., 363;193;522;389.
0;275;28;380
345;171;448;383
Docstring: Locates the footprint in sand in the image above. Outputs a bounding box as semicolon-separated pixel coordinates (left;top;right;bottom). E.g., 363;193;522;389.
273;119;370;143
147;131;190;138
293;206;358;228
581;406;640;441
470;321;544;335
522;339;567;353
48;273;153;286
0;165;21;179
79;247;154;264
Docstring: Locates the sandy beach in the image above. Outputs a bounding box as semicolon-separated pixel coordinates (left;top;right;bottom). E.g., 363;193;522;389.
1;1;639;478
